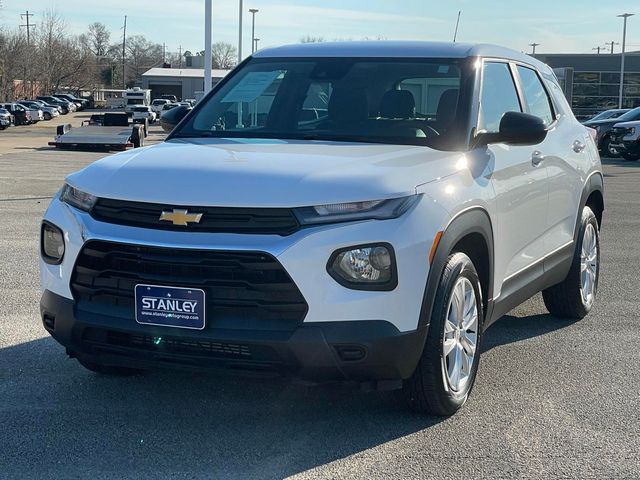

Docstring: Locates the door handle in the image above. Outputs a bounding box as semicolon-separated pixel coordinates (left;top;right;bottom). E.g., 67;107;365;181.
572;140;586;153
531;150;545;166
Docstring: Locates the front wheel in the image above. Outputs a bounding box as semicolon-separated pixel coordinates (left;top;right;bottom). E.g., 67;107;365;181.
543;206;600;319
403;252;483;416
622;152;640;161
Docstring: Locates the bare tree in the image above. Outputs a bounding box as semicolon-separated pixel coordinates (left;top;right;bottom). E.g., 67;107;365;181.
211;42;237;69
34;11;93;93
300;35;325;43
85;22;111;57
123;35;163;86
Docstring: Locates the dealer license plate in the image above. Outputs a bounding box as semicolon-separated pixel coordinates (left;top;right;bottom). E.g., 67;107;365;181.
135;284;206;330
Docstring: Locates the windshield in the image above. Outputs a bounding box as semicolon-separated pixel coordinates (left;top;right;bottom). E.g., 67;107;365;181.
127;98;145;105
174;57;470;149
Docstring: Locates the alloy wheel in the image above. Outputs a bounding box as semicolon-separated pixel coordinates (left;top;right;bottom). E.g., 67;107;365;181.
580;223;598;306
442;277;479;392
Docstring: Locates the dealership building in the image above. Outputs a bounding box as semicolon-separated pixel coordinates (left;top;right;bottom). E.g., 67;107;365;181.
140;67;231;101
534;52;640;118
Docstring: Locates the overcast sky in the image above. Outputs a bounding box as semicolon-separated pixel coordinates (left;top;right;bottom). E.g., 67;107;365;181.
1;0;638;58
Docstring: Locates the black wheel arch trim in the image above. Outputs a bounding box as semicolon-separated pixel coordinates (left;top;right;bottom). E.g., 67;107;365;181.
417;207;495;330
574;171;604;240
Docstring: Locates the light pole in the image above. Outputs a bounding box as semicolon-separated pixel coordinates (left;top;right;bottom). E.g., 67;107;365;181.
529;43;540;55
238;0;244;64
617;13;634;109
249;8;259;53
204;0;212;93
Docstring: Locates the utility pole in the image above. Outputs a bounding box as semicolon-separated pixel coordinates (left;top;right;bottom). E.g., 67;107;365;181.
178;45;182;68
453;11;461;43
605;41;619;54
249;8;259;53
162;43;166;63
618;13;634;109
19;11;35;97
592;46;602;54
122;15;127;89
529;43;540;55
19;11;35;44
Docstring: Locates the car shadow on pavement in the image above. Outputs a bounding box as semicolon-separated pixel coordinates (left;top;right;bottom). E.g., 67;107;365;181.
1;336;444;479
482;313;575;353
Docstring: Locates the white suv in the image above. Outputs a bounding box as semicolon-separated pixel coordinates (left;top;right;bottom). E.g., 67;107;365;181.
40;42;603;415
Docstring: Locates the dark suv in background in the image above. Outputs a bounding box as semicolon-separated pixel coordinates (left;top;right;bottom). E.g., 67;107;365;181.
36;96;71;114
584;106;640;156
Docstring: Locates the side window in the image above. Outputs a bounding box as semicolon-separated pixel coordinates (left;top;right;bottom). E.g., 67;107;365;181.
478;62;521;133
517;66;554;125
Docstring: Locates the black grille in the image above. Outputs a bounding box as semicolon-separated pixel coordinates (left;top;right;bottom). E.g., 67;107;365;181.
90;198;301;236
71;241;308;331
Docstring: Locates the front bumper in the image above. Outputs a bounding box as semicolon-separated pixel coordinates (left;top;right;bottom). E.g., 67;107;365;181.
41;290;427;383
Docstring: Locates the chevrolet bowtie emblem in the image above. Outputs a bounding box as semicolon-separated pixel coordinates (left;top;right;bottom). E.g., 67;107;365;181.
159;209;203;226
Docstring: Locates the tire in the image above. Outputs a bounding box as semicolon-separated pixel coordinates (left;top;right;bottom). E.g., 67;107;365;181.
403;252;483;416
77;356;144;376
600;136;617;157
131;125;144;148
622;152;640;161
542;206;600;319
44;112;52;120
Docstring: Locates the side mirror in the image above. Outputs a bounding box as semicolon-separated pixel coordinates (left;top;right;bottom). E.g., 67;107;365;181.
159;105;192;133
476;111;547;147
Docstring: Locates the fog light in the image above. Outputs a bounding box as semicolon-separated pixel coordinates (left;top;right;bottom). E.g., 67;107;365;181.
328;243;396;290
41;221;65;265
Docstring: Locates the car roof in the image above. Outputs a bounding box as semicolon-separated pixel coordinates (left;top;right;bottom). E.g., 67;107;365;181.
254;41;553;74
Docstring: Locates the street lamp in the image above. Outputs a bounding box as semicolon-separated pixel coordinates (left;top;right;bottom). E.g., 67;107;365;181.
204;0;212;93
529;43;540;55
249;8;259;54
617;13;634;109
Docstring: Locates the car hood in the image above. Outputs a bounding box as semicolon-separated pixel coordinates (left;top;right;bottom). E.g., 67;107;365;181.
613;120;640;128
66;138;462;207
583;119;618;127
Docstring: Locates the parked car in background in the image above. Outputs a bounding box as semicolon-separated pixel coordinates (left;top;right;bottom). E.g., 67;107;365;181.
583;106;640;156
19;100;58;121
54;96;77;113
160;94;178;102
184;98;196;106
0;108;12;129
151;99;171;116
0;103;32;125
37;96;70;114
132;105;156;123
32;100;63;115
55;94;89;110
586;108;631;122
40;42;604;416
608;120;640;161
15;102;43;123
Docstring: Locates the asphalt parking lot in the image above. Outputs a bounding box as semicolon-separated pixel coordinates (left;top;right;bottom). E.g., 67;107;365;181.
1;123;639;478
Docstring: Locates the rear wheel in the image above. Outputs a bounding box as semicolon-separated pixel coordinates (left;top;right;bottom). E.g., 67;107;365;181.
542;206;600;319
44;112;52;120
131;125;144;148
600;136;617;157
403;252;482;416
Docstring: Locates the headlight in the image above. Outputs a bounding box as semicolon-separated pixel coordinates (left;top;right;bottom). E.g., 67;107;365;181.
60;183;97;211
294;195;419;226
630;127;636;135
41;221;65;264
328;243;397;290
